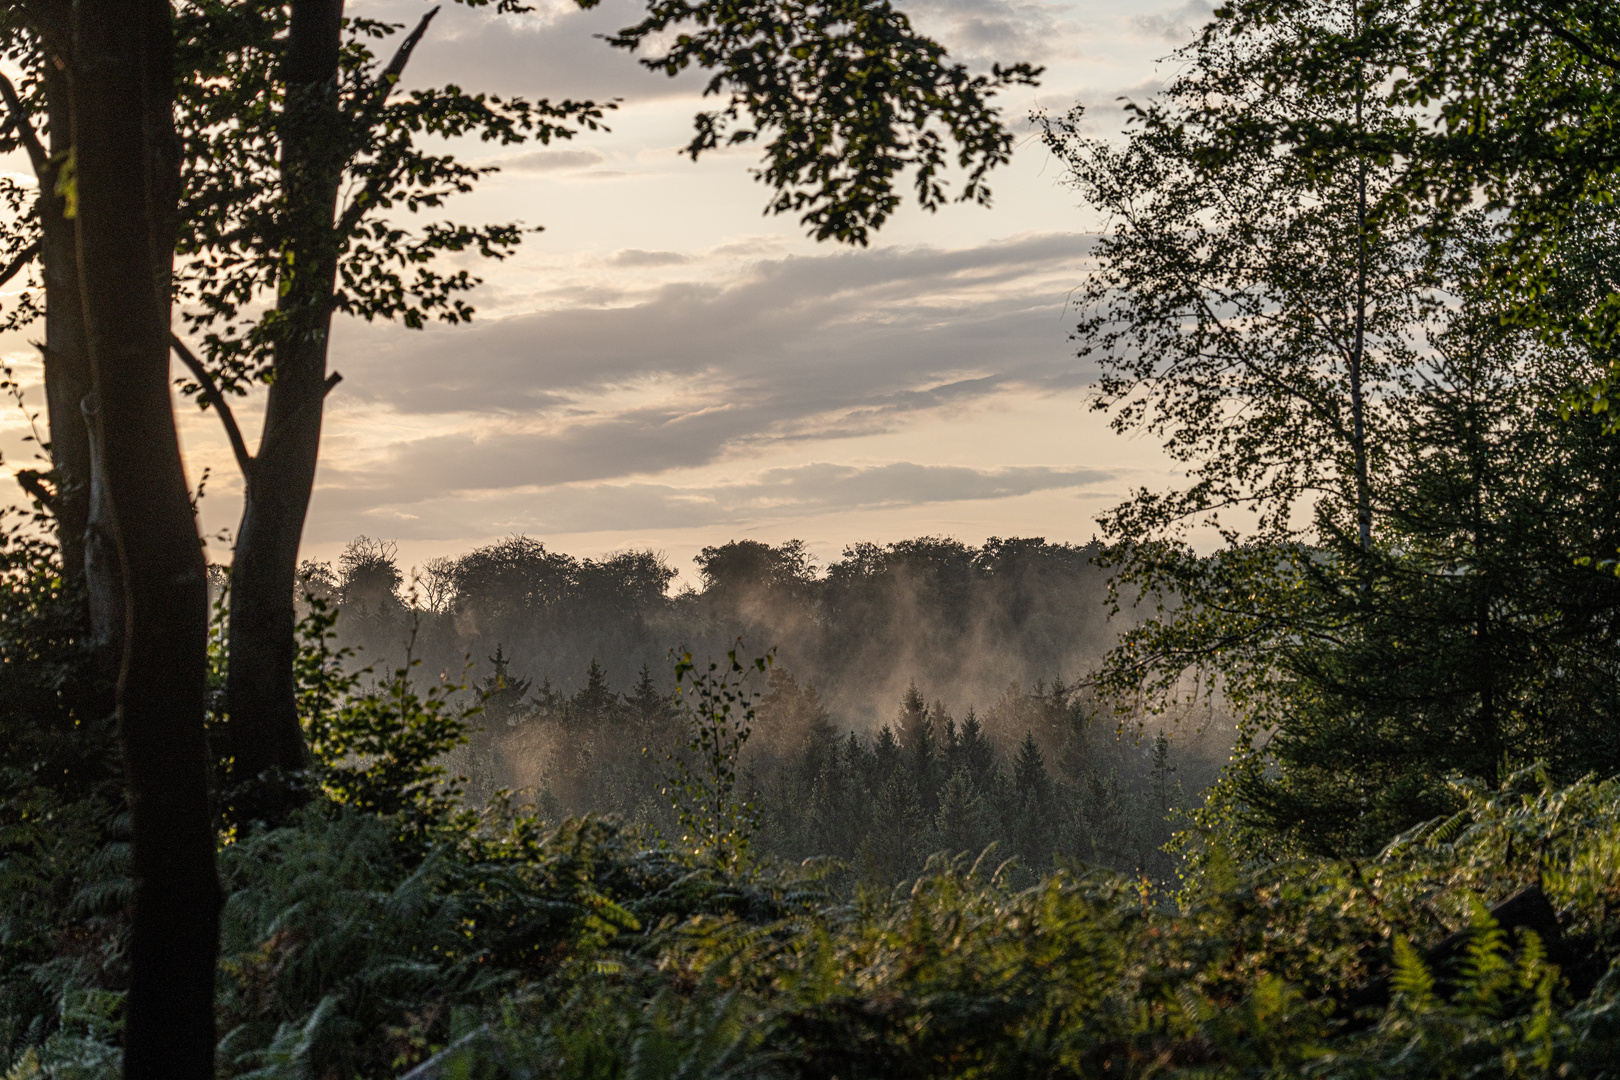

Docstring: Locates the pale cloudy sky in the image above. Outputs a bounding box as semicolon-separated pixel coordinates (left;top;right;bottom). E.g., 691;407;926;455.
1;0;1213;583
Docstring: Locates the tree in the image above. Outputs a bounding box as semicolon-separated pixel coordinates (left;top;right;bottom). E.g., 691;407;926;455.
478;644;532;727
1046;8;1620;856
1213;0;1620;415
66;0;219;1073
1212;236;1620;856
696;539;819;600
0;17;122;687
895;680;930;750
171;0;597;815
1040;4;1430;561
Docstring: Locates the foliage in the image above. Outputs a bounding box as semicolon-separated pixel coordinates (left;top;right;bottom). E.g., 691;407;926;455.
1041;12;1432;548
664;647;772;862
172;3;609;389
296;599;481;844
1045;6;1620;859
411;768;1620;1080
208;808;793;1080
602;0;1041;244
1211;0;1620;419
0;514;123;1067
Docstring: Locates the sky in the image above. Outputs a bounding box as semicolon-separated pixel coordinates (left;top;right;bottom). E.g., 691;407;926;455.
0;0;1214;586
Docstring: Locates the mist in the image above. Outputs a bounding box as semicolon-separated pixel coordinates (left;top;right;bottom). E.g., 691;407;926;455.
308;535;1130;724
285;533;1234;881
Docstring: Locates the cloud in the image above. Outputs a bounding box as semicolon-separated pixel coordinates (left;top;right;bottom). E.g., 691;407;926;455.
485;148;607;172
336;231;1091;416
360;0;1069;110
365;0;702;104
308;231;1098;537
731;461;1108;511
308;460;1110;538
901;0;1081;67
610;249;691;267
1129;1;1214;44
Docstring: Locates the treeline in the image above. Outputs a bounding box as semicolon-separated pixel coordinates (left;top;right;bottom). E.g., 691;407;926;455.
299;534;1120;729
285;533;1218;881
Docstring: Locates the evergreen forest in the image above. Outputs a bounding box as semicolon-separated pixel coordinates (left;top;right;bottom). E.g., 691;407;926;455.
9;1;1620;1078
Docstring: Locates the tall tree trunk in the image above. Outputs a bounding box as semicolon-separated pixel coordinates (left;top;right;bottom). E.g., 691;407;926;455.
0;30;115;652
225;0;345;819
69;0;220;1075
1349;90;1372;553
38;63;125;693
37;70;96;604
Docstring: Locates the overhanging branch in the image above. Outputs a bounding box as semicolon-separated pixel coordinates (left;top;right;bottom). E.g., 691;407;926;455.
350;5;439;133
338;7;440;232
171;335;256;485
371;6;440;103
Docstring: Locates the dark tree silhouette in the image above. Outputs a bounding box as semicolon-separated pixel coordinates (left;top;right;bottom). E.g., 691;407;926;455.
69;0;219;1073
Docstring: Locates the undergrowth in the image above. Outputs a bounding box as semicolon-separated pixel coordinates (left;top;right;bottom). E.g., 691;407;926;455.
7;534;1620;1077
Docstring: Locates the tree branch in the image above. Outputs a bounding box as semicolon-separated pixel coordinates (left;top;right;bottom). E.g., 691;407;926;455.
352;6;440;134
0;73;48;175
337;167;392;236
171;335;255;484
336;8;440;237
1521;8;1620;75
324;370;342;394
0;239;40;288
14;469;55;515
371;6;440;102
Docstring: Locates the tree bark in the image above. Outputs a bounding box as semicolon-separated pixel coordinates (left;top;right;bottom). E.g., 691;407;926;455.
37;72;96;602
40;64;125;691
1349;89;1372;553
69;0;220;1075
224;0;345;819
0;23;114;649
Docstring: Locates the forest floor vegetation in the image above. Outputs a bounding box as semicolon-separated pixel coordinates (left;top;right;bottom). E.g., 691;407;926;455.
4;513;1620;1078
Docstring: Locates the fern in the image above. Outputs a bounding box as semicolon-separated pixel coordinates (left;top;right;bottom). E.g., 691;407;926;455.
1391;936;1436;1009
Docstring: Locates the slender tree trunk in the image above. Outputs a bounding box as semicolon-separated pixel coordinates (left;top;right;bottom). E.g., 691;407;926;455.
1349;91;1372;552
80;392;124;686
37;70;97;603
2;29;116;652
225;0;345;818
36;63;125;696
1467;388;1498;782
225;339;330;805
69;0;219;1075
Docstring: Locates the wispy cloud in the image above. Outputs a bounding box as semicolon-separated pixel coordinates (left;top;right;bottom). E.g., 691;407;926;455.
308;460;1111;538
308;231;1097;538
609;249;691;268
483;148;607;172
1129;0;1213;44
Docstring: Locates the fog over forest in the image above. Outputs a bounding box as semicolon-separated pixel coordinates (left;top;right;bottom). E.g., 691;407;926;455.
304;534;1126;718
276;533;1233;880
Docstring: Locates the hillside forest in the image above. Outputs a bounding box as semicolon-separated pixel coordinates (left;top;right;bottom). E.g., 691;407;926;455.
9;1;1620;1079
